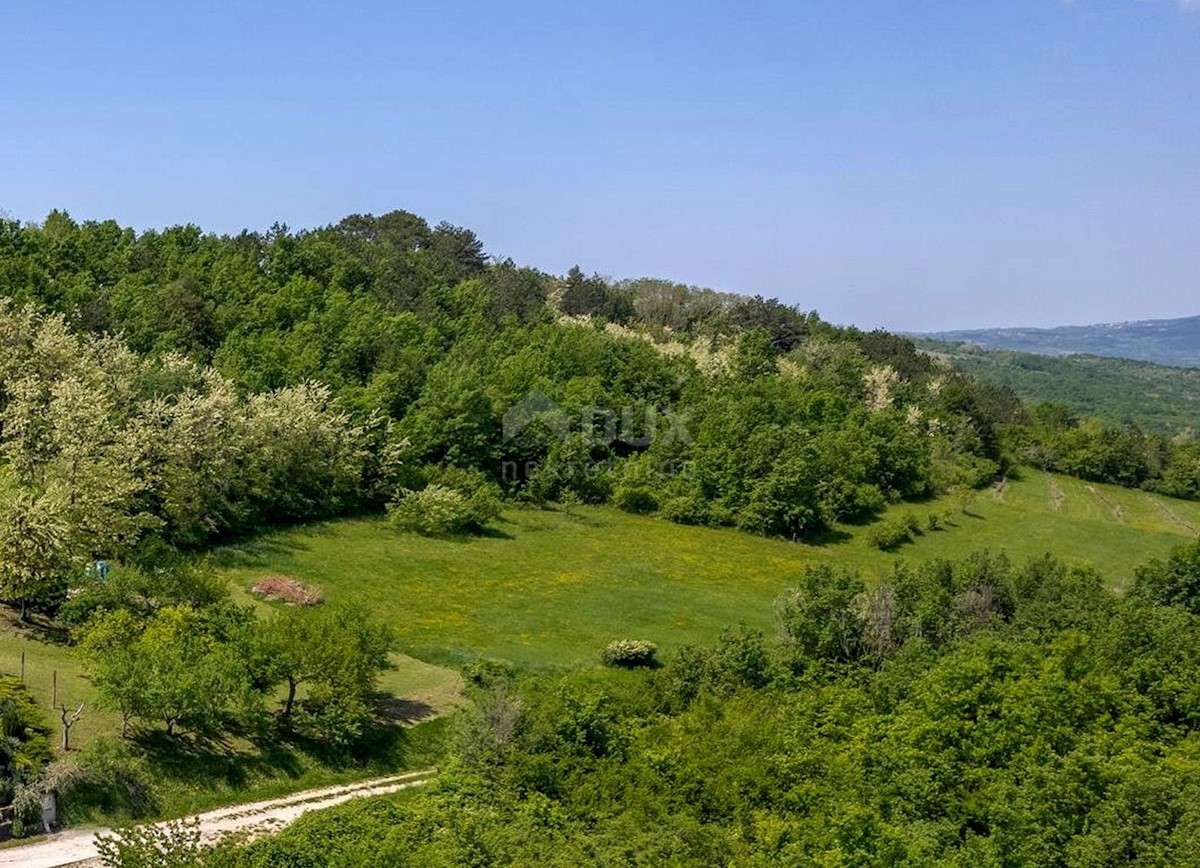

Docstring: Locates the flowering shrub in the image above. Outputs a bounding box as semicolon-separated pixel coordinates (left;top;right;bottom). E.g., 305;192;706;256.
387;484;501;536
600;639;658;668
251;575;324;606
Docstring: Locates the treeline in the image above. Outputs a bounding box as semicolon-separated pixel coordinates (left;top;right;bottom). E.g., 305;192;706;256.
3;208;1199;566
1006;402;1200;500
110;541;1200;866
0;211;1019;548
0;302;400;616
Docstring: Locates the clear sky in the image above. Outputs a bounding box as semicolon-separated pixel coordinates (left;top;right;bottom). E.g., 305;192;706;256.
2;1;1197;331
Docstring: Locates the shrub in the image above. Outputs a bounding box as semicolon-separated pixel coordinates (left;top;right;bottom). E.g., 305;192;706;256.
1135;538;1200;614
661;492;713;526
926;512;943;532
251;575;324;606
900;511;923;536
0;678;53;802
387;484;500;536
600;639;658;668
614;484;659;515
865;520;912;551
65;738;156;820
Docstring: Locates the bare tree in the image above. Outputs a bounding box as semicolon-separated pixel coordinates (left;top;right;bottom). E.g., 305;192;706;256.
59;702;85;751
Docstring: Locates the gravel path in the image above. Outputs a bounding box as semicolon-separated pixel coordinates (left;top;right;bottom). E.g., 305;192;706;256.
0;769;435;868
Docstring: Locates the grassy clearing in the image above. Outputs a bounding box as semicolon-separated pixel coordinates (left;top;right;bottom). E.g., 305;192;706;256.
214;470;1200;669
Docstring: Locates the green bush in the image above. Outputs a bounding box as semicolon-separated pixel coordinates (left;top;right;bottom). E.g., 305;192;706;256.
614;484;659;515
0;678;53;803
660;492;712;526
387;484;501;536
865;520;912;551
600;639;658;668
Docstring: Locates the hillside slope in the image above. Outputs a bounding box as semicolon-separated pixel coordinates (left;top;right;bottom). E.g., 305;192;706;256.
918;339;1200;435
924;314;1200;367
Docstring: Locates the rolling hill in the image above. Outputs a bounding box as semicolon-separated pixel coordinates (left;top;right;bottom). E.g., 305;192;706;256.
917;339;1200;435
924;314;1200;368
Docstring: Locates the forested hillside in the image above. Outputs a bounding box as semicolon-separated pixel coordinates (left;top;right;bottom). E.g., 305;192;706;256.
924;315;1200;368
918;340;1200;437
0;208;1015;566
2;208;1198;575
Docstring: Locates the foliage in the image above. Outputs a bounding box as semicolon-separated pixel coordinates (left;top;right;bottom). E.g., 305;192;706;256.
56;559;228;626
1135;537;1200;614
387;484;500;536
251;604;396;744
0;677;53;804
13;757;90;823
865;518;913;551
599;640;658;668
79;606;247;737
97;819;205;868
612;482;658;515
0;209;1052;551
203;549;1200;866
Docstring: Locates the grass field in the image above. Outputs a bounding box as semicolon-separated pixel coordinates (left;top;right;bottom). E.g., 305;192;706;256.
213;469;1200;669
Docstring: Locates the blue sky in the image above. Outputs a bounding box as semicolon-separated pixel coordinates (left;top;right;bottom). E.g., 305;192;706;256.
2;1;1197;330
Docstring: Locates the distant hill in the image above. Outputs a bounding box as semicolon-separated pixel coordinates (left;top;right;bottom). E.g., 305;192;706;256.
923;315;1200;368
917;339;1200;436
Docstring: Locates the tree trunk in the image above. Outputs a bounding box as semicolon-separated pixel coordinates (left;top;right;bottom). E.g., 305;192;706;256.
60;703;84;751
283;678;298;720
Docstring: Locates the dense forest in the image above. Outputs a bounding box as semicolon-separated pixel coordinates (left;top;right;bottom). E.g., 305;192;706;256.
1;208;1197;587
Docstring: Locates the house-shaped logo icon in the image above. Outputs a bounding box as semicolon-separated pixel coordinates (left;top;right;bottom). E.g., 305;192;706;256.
502;390;570;443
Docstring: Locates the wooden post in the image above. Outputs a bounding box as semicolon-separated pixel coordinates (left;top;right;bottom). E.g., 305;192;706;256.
52;670;57;708
19;649;24;682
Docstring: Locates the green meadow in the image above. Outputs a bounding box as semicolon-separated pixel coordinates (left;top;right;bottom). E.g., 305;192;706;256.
214;470;1200;669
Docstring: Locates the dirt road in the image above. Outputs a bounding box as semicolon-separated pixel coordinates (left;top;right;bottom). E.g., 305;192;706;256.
0;769;435;868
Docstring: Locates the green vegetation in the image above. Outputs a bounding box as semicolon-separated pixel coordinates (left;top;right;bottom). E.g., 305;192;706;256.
214;472;1200;668
0;677;52;804
599;640;658;669
4;207;1200;860
920;339;1200;436
138;542;1200;867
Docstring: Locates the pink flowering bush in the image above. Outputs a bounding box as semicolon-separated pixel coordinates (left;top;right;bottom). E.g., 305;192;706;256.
251;575;324;606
